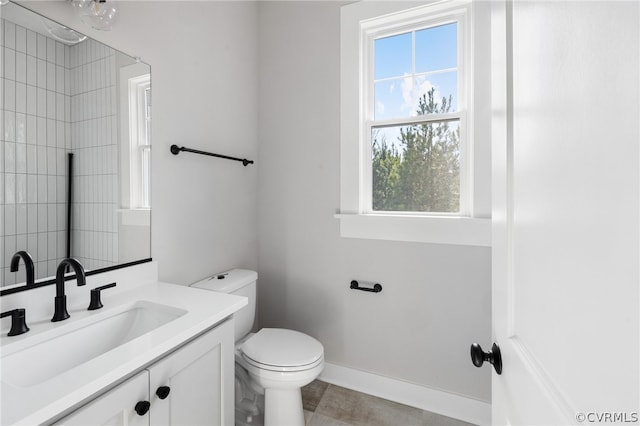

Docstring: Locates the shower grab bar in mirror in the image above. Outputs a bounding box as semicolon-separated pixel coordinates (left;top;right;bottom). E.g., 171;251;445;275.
66;153;73;262
170;145;254;166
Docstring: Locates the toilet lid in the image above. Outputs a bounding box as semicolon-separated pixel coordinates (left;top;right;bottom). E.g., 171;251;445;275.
241;328;323;369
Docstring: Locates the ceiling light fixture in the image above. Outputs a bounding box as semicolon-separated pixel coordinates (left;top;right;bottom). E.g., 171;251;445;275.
71;0;118;31
42;20;88;45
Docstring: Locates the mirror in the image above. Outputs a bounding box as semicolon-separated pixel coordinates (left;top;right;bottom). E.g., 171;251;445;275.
1;1;151;290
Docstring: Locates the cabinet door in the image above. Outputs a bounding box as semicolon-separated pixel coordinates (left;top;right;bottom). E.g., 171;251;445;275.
54;371;150;426
148;319;235;426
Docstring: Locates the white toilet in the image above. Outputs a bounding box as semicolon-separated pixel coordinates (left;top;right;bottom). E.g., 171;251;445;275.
191;269;324;426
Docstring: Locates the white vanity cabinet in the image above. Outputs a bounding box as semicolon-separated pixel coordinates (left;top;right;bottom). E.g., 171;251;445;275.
54;371;150;426
148;317;234;426
54;319;235;426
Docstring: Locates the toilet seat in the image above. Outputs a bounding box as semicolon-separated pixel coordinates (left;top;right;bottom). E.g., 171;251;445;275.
241;352;324;373
240;328;323;372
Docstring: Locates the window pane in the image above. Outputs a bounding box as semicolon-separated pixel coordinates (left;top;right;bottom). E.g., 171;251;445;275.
414;71;457;112
145;88;151;119
415;23;457;73
144;87;151;147
371;120;460;213
374;77;408;120
374;32;411;80
141;146;150;209
375;72;457;120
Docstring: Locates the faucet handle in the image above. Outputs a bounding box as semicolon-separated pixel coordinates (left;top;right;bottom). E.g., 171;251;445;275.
1;308;30;336
88;282;117;310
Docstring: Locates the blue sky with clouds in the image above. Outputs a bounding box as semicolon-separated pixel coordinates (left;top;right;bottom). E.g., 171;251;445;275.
373;22;458;121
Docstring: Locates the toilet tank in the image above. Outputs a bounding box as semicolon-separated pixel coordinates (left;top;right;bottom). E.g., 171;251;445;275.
190;269;257;341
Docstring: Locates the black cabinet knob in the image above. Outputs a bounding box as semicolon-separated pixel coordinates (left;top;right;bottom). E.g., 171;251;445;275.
470;342;502;375
156;386;171;400
134;400;151;416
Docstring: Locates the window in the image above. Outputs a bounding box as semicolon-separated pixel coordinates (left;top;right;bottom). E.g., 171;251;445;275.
369;21;464;214
119;62;151;227
339;1;491;246
129;75;151;209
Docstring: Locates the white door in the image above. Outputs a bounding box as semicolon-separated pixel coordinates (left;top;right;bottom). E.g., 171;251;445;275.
490;1;639;424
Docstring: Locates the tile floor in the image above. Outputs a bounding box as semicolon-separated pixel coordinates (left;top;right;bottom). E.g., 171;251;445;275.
301;381;476;426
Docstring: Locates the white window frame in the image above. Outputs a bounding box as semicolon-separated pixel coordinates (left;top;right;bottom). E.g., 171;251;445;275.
119;62;151;227
337;0;491;246
364;12;468;216
129;75;151;210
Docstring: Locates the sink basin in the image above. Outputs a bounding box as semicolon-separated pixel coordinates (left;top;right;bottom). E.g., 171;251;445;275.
2;301;186;387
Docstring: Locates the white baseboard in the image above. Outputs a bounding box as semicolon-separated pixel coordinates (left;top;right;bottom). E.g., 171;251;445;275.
318;363;491;426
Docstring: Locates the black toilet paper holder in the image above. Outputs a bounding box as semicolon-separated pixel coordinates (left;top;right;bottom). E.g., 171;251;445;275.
350;280;382;293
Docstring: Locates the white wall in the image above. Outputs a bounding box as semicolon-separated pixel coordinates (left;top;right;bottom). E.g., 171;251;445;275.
19;0;490;405
256;1;491;402
21;1;260;285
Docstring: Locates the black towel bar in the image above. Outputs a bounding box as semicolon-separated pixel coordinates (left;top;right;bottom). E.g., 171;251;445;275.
350;280;382;293
170;144;254;166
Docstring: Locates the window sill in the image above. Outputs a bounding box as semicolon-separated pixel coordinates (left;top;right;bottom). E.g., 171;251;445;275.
334;213;491;246
117;209;151;227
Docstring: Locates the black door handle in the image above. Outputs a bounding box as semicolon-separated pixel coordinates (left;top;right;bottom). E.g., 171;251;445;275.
470;342;502;375
134;400;151;416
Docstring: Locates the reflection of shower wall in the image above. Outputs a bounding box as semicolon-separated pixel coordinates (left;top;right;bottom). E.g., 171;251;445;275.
1;19;71;286
69;40;118;272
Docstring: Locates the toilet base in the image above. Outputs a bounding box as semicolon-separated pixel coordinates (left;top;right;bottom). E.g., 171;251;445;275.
235;407;264;426
264;387;304;426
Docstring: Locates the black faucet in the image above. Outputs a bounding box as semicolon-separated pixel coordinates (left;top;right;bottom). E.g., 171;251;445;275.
10;251;35;287
52;258;86;322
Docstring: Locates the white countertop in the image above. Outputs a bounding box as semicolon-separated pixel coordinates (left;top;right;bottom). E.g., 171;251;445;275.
0;280;247;425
